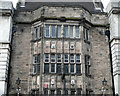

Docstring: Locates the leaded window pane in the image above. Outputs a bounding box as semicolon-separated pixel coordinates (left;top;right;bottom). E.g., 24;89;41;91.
64;64;69;74
51;63;55;73
76;26;80;38
71;64;74;73
51;25;56;38
44;63;49;73
57;26;61;38
70;26;74;38
64;26;68;38
76;64;81;74
57;54;61;63
57;64;61;73
45;25;49;37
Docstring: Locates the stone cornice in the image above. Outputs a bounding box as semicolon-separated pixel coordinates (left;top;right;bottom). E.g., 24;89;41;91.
14;16;109;28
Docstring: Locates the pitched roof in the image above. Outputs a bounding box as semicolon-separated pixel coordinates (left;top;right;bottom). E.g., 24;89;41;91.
17;1;103;13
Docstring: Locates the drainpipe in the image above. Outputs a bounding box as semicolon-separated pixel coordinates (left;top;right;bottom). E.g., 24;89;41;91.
105;29;115;96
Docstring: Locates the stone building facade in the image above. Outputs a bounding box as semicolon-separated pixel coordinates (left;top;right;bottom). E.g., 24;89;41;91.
7;1;114;95
0;1;13;95
107;1;120;95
